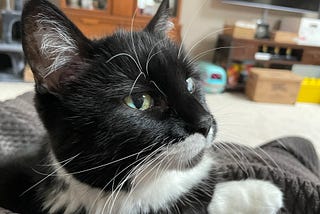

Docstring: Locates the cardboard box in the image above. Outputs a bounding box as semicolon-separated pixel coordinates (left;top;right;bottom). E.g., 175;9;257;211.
23;64;34;82
224;25;255;40
246;68;303;104
273;31;298;44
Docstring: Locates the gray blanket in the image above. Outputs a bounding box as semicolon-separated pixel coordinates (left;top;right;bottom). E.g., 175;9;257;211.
0;92;319;213
0;92;44;166
215;138;320;214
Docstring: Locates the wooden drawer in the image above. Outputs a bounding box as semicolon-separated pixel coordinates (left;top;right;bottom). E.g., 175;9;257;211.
302;49;320;65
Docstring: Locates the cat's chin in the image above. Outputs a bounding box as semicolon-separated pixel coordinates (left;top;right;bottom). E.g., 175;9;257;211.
129;132;213;188
157;131;214;170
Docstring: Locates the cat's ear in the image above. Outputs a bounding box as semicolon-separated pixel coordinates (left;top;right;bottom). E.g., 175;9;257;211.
144;0;173;36
22;0;91;93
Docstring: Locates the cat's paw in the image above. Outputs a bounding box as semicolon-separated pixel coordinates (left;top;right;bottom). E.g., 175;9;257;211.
208;179;283;214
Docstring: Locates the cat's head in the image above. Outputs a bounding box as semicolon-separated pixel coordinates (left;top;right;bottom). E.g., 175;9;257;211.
22;0;216;190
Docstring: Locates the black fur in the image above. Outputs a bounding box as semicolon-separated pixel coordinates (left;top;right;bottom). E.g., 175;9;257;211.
0;0;218;213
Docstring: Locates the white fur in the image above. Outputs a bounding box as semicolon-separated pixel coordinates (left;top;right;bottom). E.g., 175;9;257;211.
161;133;209;163
35;13;78;77
44;134;214;214
208;179;283;214
116;152;214;213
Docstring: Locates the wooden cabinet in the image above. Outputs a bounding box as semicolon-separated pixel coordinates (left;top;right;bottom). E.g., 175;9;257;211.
214;34;320;69
60;0;182;41
213;34;320;90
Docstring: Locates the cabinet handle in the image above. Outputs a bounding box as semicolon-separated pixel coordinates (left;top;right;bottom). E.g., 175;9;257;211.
80;18;100;25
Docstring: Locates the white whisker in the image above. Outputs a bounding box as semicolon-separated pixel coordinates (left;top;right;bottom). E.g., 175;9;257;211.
21;153;80;196
103;143;167;213
178;0;209;58
215;142;248;176
106;52;142;73
145;40;164;75
183;27;232;62
146;50;162;75
189;46;245;64
131;8;143;71
150;80;167;97
129;72;146;96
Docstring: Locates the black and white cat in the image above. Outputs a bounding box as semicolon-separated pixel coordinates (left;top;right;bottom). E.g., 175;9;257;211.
1;0;283;213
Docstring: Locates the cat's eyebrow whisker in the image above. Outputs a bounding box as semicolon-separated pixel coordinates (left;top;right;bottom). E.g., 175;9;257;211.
21;153;80;196
129;71;146;96
178;0;209;59
106;52;147;96
189;46;245;64
106;52;143;73
150;80;167;98
146;50;162;76
183;27;232;62
145;39;164;75
130;8;143;72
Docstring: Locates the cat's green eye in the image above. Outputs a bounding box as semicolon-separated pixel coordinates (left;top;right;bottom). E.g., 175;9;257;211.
186;77;195;93
124;94;154;110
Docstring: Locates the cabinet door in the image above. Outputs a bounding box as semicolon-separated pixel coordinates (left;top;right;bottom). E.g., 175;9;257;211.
230;40;257;60
112;0;136;17
302;49;320;65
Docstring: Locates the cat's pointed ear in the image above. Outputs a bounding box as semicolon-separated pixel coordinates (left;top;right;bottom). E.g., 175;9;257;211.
144;0;173;36
22;0;91;93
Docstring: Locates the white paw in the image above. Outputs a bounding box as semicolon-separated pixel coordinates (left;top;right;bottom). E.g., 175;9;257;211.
208;179;283;214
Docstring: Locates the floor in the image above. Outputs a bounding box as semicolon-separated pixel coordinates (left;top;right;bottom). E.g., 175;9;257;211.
1;82;319;154
207;93;320;154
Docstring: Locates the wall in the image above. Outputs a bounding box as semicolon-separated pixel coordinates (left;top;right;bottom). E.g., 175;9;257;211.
179;0;317;61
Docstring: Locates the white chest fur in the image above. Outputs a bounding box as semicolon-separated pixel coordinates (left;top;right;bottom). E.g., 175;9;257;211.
44;152;214;214
117;153;214;213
